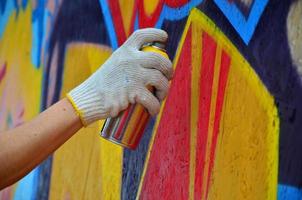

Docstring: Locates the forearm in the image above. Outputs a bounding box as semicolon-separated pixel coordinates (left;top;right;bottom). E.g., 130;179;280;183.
0;28;172;190
0;98;82;189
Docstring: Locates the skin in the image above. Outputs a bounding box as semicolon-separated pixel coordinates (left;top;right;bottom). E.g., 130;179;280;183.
0;28;171;190
0;98;82;190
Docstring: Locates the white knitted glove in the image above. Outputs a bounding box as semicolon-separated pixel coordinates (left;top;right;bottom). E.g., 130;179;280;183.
66;28;173;126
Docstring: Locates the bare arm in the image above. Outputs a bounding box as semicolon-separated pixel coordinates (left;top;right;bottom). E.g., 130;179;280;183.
0;28;173;190
0;98;82;189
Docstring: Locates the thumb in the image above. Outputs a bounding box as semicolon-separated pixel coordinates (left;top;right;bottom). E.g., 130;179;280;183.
124;28;168;49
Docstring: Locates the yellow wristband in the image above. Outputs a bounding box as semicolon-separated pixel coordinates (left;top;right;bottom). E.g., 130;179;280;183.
66;93;88;127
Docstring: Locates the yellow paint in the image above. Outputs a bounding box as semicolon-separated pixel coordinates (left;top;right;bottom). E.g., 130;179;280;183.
0;2;43;195
143;0;160;16
207;56;279;200
138;8;279;199
119;0;135;36
0;3;42;125
201;44;222;199
189;22;201;200
186;9;278;199
49;43;122;200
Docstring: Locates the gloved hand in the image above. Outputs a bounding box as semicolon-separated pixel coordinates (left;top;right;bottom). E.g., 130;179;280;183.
66;28;173;126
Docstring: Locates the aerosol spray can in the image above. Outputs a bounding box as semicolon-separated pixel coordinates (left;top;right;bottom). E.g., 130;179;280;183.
100;41;169;150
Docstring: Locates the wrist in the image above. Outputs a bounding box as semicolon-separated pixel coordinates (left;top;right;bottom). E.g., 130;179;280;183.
66;93;86;126
67;79;107;126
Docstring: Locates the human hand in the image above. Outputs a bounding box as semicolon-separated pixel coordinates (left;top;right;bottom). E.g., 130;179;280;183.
67;28;173;126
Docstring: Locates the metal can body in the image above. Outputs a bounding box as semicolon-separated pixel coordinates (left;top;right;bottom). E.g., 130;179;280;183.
100;42;169;149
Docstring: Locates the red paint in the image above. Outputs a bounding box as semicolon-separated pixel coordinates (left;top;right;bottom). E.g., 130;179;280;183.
113;105;133;140
165;0;189;8
137;0;189;27
194;32;217;200
205;50;231;198
107;0;191;43
140;28;192;200
0;62;7;83
137;0;164;28
107;1;128;45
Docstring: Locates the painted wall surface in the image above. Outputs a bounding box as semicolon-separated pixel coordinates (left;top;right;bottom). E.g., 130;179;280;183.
0;0;301;199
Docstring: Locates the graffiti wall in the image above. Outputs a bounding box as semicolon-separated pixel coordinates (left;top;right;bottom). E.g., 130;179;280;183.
0;0;301;199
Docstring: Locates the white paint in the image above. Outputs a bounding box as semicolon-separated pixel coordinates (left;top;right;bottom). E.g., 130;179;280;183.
287;0;302;78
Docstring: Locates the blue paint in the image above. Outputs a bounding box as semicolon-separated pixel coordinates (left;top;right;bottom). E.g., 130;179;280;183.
0;0;7;14
36;158;53;200
213;0;269;45
31;19;41;68
0;0;42;67
134;13;139;31
155;0;203;28
98;0;203;49
0;0;29;38
14;167;40;200
278;184;302;200
99;0;118;49
22;0;28;9
0;0;14;38
122;118;156;200
42;10;53;62
31;0;48;68
13;0;18;14
13;0;28;15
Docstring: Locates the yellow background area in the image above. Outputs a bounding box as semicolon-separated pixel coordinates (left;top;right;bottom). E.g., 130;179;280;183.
0;4;42;129
49;43;122;200
0;4;42;198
